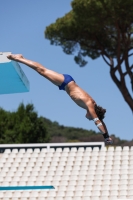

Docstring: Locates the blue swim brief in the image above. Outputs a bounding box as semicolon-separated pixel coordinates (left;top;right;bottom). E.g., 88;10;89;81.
59;74;75;90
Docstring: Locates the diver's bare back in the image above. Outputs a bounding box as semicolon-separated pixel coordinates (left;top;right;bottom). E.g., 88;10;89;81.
66;81;96;110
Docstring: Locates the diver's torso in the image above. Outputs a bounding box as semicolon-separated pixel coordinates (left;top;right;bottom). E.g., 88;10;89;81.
65;81;96;109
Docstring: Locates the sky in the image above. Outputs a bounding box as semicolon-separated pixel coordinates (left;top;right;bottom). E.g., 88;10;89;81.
0;0;133;141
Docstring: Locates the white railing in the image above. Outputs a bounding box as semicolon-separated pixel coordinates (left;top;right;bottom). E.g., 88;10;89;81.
0;142;104;152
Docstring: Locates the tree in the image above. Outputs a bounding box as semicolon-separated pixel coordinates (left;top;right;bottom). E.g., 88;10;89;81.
0;103;50;144
45;0;133;112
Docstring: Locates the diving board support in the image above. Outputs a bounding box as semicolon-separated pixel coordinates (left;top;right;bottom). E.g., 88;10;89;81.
0;52;30;94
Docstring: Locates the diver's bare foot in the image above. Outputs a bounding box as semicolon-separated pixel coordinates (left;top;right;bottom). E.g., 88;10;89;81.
7;54;24;61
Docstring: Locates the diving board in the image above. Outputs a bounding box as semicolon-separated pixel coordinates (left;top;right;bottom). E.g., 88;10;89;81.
0;52;30;94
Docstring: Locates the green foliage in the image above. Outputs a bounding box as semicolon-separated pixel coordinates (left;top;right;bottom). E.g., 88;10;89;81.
44;118;133;146
0;103;50;144
0;103;132;146
45;0;133;66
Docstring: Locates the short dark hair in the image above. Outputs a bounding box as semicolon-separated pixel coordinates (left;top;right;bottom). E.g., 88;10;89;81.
95;104;106;121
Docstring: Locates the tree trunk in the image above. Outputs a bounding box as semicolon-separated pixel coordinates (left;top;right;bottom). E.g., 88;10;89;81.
110;62;133;112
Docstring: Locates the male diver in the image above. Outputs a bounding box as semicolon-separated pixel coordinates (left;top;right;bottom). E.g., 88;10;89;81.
7;54;113;145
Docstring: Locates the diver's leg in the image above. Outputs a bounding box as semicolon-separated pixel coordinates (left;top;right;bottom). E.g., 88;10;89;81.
7;54;64;86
